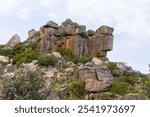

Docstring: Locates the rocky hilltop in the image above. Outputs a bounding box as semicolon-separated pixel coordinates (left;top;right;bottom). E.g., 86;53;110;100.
0;19;150;100
27;18;113;58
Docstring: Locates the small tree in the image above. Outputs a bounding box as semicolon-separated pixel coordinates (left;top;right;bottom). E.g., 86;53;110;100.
1;68;48;100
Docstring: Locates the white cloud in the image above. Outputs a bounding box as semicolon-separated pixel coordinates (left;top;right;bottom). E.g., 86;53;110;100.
0;0;19;16
0;0;36;20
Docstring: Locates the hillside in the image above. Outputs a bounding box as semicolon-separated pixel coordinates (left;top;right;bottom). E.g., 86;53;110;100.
0;19;150;100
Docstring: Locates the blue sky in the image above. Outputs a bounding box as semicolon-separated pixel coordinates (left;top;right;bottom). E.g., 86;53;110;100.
0;0;150;73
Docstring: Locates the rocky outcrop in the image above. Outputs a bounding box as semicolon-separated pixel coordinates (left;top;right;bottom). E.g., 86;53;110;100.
5;34;21;48
77;65;113;92
87;25;114;57
34;19;114;58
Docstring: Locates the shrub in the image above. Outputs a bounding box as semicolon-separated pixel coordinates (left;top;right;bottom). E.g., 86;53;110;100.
107;62;118;72
68;83;87;98
78;55;92;64
121;76;138;85
111;81;129;95
1;68;48;100
0;48;15;58
13;50;39;67
13;44;25;54
13;43;38;54
38;55;58;67
57;48;75;61
0;45;5;49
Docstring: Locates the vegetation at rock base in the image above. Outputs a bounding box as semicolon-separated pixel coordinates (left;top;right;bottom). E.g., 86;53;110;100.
68;83;87;98
57;48;75;61
111;81;130;95
0;48;15;58
13;43;39;67
121;75;139;85
38;55;58;67
1;68;48;100
77;55;92;64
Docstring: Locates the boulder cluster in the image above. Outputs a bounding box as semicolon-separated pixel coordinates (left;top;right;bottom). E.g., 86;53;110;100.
26;18;114;57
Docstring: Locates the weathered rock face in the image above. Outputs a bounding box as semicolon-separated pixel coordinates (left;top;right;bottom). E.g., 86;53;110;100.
77;65;113;92
31;19;114;58
87;25;114;57
5;34;21;48
28;29;37;39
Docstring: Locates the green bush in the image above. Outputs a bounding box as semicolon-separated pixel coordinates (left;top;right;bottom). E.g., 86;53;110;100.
13;50;39;67
121;76;138;85
1;68;48;100
107;62;118;72
57;48;75;61
68;83;87;98
0;48;15;58
13;43;38;54
141;76;150;97
111;81;129;95
78;55;92;64
0;45;5;49
38;55;58;67
13;44;25;54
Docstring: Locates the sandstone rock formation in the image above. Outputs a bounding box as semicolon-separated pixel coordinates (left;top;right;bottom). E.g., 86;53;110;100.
5;34;21;48
27;18;114;58
77;64;113;92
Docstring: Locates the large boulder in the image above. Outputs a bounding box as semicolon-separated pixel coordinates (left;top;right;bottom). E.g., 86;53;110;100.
95;66;113;83
85;80;111;92
75;25;86;35
28;29;37;39
96;25;114;35
64;25;76;36
87;32;113;57
87;30;95;36
62;18;77;27
52;52;62;58
77;65;113;92
92;58;103;66
43;21;58;29
54;26;65;37
5;34;21;48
